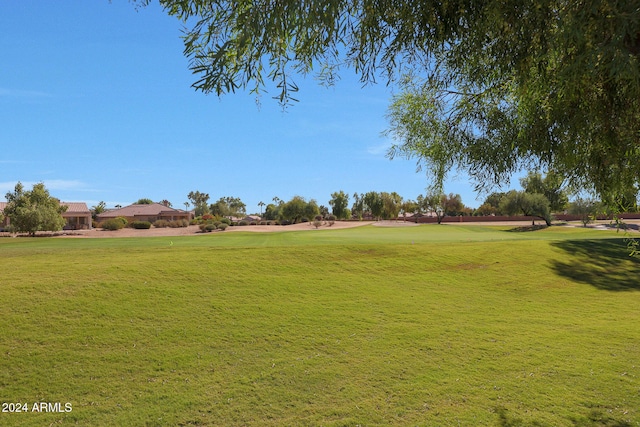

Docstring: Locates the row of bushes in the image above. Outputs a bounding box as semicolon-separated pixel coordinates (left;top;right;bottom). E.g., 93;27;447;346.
98;217;189;230
154;219;189;228
98;215;334;231
199;222;228;232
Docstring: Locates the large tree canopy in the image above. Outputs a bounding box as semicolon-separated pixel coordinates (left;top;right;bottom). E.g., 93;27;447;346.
4;182;67;236
143;0;640;197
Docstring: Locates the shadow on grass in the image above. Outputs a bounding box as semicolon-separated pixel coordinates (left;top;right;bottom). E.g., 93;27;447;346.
504;225;548;232
550;239;640;291
496;407;545;426
497;407;632;426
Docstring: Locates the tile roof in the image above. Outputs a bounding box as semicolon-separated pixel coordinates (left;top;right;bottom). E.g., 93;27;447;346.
0;201;88;213
61;202;90;214
98;203;188;218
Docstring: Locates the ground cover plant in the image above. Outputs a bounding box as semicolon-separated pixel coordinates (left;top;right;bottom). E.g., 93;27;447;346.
1;225;639;426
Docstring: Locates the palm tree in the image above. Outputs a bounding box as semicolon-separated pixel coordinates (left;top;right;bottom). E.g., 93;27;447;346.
272;196;281;205
258;201;265;217
184;201;191;220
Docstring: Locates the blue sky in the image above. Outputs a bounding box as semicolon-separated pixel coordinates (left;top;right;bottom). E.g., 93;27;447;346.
1;1;519;212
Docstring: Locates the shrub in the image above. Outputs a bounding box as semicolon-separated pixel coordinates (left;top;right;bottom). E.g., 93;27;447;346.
250;221;257;225
301;217;309;223
260;221;267;225
102;218;125;230
217;223;228;231
220;217;231;225
238;220;249;226
132;221;152;229
157;219;189;228
327;214;336;226
116;216;129;227
200;223;217;232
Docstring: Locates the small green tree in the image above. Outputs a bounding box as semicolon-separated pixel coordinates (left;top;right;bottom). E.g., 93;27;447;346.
441;193;465;216
263;203;280;221
209;199;229;217
569;198;601;227
399;200;419;221
4;182;67;236
500;190;552;226
303;199;320;221
136;198;154;204
281;196;307;223
475;202;497;216
210;196;247;218
318;205;330;218
423;191;446;224
188;191;210;217
329;190;350;220
481;192;507;215
351;193;365;220
91;201;107;220
520;172;568;213
363;191;384;220
381;192;403;220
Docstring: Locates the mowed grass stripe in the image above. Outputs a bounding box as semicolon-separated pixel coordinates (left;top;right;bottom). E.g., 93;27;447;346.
0;226;638;426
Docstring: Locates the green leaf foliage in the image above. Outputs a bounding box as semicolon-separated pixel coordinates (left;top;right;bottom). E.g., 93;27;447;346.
500;190;552;226
520;171;569;213
3;182;67;236
329;190;350;220
137;0;640;198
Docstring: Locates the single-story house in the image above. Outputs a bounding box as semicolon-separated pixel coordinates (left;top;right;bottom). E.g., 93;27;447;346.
0;201;92;230
62;202;92;229
96;203;192;224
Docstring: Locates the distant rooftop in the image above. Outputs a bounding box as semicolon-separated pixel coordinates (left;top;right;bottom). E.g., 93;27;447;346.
97;203;188;218
0;201;88;213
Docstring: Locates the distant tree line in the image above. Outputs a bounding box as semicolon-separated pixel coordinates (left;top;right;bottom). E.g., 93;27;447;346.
3;171;638;235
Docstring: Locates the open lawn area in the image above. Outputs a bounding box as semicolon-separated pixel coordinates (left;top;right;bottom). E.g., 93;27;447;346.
1;225;639;426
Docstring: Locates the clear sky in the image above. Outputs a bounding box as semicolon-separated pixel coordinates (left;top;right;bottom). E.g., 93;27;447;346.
1;1;519;213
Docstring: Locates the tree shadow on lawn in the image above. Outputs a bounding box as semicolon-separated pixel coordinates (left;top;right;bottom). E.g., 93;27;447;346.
550;238;640;291
504;225;548;232
497;406;633;427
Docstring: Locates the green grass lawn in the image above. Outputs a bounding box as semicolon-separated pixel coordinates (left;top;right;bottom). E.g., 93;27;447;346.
1;225;639;426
